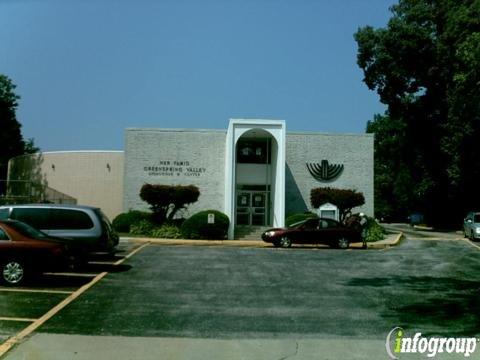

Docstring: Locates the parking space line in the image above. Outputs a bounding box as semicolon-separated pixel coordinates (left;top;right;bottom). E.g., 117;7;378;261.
0;272;109;358
43;272;99;277
0;288;73;295
114;242;150;265
0;317;36;323
0;242;150;358
462;238;480;251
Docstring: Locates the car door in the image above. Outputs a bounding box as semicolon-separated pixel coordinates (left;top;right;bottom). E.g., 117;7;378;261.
294;218;319;243
315;219;339;245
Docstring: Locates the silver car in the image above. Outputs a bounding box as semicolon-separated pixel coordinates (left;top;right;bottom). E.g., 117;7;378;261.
463;212;480;240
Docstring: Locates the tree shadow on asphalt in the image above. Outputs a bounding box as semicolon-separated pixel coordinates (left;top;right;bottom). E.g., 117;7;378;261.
347;276;480;336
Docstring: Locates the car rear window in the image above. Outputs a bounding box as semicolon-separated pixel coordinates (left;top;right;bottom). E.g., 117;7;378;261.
48;209;94;230
11;208;94;230
11;208;49;229
0;227;10;241
7;221;49;240
0;208;9;220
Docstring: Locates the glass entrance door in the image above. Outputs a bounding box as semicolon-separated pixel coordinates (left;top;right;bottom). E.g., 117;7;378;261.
236;191;267;226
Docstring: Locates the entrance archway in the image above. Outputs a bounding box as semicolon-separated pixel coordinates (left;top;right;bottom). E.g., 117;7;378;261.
235;129;276;226
224;119;286;239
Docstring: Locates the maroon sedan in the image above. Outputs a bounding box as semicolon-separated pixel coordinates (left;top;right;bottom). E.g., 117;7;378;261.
0;220;67;285
262;218;361;249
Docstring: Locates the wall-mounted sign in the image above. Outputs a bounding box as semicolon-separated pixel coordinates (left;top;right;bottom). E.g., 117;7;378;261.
143;160;206;177
306;160;344;182
208;213;215;224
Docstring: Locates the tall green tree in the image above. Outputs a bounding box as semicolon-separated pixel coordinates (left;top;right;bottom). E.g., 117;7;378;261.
0;75;25;194
0;74;39;196
355;0;480;225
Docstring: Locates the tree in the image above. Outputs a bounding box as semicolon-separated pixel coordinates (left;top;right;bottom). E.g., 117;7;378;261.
0;75;25;194
355;0;480;226
139;184;200;223
310;187;365;223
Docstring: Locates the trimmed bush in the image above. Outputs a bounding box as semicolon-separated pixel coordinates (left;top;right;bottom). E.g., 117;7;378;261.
130;219;182;239
311;187;365;223
181;210;230;239
130;219;156;236
151;225;182;239
363;217;386;242
140;184;200;224
285;212;319;227
112;211;151;233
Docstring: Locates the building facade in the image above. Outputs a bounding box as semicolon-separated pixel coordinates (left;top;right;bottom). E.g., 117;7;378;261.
124;119;374;239
7;151;124;220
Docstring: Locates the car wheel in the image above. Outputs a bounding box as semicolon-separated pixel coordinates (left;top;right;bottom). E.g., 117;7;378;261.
272;240;281;248
337;237;350;249
2;259;26;285
279;236;292;248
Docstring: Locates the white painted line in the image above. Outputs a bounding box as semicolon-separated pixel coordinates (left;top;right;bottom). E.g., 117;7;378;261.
0;317;36;323
114;242;150;265
43;272;98;277
0;288;73;295
0;271;109;357
87;261;118;265
462;238;480;251
0;242;150;358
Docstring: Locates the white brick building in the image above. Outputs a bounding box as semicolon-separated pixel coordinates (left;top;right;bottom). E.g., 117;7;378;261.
124;119;374;239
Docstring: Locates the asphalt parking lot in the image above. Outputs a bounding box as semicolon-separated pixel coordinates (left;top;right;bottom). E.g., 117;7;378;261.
0;241;140;346
2;235;480;359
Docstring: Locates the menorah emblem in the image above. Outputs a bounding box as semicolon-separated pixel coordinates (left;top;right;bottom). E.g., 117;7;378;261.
306;160;344;182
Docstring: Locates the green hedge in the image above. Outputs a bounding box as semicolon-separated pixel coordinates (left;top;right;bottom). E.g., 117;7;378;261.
112;211;151;233
130;219;181;239
181;210;230;239
285;212;318;227
130;219;156;236
364;217;386;242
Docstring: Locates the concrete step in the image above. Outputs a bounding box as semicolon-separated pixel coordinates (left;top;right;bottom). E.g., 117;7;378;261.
234;226;270;240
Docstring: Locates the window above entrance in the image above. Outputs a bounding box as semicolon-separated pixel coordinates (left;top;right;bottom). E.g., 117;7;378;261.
236;139;271;164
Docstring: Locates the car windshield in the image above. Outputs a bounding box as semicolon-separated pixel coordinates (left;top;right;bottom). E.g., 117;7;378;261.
288;220;308;229
8;221;49;240
475;215;480;223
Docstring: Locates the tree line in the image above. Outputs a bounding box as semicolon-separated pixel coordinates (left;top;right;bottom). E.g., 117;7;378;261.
0;74;38;195
355;0;480;226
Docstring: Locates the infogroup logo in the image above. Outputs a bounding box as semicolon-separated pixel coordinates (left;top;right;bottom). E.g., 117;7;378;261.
386;327;478;359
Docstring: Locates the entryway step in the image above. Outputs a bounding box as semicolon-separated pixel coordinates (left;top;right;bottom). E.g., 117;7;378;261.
234;226;271;240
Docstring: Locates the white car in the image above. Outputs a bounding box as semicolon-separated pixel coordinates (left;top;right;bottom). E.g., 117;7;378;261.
463;212;480;240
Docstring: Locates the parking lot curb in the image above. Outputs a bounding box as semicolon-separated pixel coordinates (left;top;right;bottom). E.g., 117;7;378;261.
362;232;404;249
127;238;269;248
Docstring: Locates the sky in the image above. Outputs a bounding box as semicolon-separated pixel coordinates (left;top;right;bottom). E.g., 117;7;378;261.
0;0;397;151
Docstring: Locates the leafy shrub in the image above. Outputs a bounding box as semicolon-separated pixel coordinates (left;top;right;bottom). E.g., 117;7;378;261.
311;187;365;223
112;211;151;233
140;184;200;224
286;212;318;227
181;210;229;239
130;219;156;236
130;219;182;239
363;217;386;242
150;224;182;239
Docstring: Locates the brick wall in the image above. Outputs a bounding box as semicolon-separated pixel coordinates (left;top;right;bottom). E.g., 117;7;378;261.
286;132;374;217
124;128;227;217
